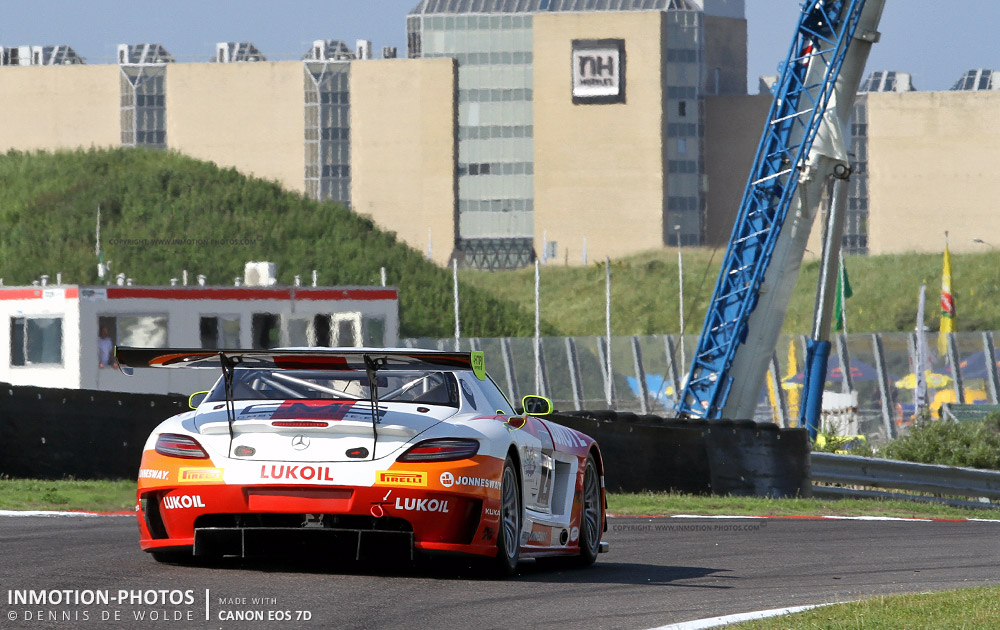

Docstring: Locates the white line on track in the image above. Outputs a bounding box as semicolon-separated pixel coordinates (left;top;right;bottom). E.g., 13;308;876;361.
610;514;1000;523
647;603;833;630
0;510;131;518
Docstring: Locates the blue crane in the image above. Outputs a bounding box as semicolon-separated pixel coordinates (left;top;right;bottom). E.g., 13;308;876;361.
677;0;885;431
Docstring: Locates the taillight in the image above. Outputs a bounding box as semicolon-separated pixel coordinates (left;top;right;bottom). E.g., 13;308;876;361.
397;438;479;462
154;433;209;459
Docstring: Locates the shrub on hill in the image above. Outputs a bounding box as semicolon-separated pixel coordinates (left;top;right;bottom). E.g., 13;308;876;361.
0;148;542;338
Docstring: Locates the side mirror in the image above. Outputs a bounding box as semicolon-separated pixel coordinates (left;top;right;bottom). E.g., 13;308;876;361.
521;395;553;416
188;391;210;410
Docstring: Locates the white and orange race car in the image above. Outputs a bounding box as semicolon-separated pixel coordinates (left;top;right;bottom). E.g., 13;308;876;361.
117;347;608;576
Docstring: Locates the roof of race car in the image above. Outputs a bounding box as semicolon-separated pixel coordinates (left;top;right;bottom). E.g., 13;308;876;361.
115;347;485;377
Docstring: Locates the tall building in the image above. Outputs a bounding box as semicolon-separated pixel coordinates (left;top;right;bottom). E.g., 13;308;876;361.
406;0;746;268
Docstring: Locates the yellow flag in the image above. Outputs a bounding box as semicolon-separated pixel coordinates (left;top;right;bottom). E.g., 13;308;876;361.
938;243;954;356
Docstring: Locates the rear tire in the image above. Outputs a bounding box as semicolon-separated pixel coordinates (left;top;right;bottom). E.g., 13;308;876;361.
494;454;521;577
575;454;602;567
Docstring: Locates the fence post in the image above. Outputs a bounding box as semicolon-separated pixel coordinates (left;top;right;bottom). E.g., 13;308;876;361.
872;333;896;440
536;338;550;399
836;332;854;393
664;335;680;412
565;337;583;411
631;336;648;414
501;337;520;405
768;351;789;427
985;332;1000;405
597;336;615;409
946;332;964;404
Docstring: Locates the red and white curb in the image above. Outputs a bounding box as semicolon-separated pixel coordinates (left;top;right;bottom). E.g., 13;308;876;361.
647;603;833;630
0;509;132;517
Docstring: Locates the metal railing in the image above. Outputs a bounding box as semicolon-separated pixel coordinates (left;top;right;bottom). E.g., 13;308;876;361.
811;451;1000;508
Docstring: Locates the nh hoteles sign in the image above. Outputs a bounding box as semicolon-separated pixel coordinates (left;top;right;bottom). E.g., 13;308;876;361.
571;39;625;104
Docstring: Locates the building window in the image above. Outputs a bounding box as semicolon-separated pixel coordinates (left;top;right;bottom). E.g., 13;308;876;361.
200;316;240;348
115;315;168;348
251;313;281;350
363;316;386;347
10;317;63;366
678;101;687;117
304;63;351;205
120;65;167;149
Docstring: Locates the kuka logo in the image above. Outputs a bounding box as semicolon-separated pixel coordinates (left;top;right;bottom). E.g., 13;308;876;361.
375;471;427;487
178;468;223;482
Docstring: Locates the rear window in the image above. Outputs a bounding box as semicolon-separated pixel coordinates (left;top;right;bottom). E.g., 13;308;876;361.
205;369;459;407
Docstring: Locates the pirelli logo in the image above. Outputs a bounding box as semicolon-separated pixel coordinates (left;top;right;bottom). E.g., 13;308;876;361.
375;470;427;487
178;467;224;482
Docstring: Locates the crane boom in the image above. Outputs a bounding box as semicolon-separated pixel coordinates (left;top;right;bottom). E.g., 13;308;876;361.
678;0;885;420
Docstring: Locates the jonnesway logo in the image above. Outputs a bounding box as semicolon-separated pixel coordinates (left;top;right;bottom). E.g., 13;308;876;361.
178;467;223;482
439;471;500;489
375;471;427;487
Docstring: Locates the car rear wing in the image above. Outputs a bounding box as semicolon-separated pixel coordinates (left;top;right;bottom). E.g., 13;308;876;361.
114;347;487;380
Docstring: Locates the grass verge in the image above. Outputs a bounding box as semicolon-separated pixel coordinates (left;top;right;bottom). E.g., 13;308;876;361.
2;481;999;521
729;586;1000;629
0;479;135;512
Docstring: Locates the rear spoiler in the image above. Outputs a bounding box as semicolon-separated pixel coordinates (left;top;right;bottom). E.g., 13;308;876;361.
114;347;486;380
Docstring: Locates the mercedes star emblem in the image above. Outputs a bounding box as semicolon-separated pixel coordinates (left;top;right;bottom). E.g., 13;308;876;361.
291;435;310;450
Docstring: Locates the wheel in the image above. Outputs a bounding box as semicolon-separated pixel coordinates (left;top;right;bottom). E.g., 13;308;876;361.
494;453;521;577
575;454;602;567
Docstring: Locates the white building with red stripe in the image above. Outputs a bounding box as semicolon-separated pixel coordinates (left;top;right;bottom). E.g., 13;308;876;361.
0;283;398;394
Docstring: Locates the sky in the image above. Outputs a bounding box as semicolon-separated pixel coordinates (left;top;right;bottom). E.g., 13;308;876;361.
1;1;996;93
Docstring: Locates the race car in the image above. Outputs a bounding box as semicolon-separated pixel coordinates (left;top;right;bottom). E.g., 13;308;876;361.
117;347;608;575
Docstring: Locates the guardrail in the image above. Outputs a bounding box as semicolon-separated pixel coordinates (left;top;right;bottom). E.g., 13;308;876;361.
811;452;1000;508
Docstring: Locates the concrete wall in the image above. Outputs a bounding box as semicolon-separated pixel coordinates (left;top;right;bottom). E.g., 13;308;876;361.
866;91;1000;255
166;61;306;195
350;58;457;266
0;65;119;151
533;11;667;264
703;93;771;246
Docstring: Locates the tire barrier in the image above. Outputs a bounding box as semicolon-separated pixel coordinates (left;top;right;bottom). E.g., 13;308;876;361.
551;411;810;498
0;383;187;479
0;383;810;495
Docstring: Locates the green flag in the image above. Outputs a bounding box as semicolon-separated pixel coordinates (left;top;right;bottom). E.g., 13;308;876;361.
834;258;853;332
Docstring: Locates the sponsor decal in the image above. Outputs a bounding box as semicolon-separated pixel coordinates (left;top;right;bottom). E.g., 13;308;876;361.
233;445;255;457
546;423;587;449
439;472;500;490
570;526;580;542
393;497;449;513
523;447;538;477
259;464;334;481
178;468;223;482
527;530;549;544
470;351;486;380
375;471;427;487
138;469;168;480
162;495;205;510
481;526;495;542
484;508;500;517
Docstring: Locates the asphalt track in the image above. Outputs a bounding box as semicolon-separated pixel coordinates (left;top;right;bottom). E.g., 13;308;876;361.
2;515;1000;629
